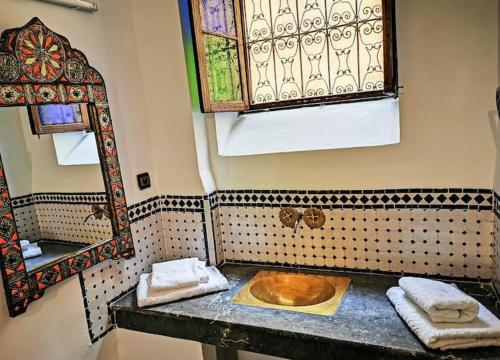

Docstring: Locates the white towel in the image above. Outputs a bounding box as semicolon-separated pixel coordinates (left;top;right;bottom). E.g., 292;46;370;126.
20;240;30;251
387;287;500;350
137;266;229;308
399;277;479;323
151;258;209;291
22;244;42;259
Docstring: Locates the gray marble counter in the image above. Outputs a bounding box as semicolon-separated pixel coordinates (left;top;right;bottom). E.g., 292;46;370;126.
111;264;500;360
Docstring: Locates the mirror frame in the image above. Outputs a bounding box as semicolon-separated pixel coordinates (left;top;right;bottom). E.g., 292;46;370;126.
0;18;135;317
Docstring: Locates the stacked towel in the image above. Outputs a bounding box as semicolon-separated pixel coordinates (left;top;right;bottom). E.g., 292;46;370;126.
22;242;42;259
150;258;209;291
20;240;30;251
399;277;479;323
387;287;500;350
137;266;229;308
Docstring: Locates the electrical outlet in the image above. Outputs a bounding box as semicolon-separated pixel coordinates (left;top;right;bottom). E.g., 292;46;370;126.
137;172;151;190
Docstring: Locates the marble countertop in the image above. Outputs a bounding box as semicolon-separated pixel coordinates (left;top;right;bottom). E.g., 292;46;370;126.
111;264;500;360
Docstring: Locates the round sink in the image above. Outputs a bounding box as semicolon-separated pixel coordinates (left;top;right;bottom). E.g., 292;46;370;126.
249;274;335;307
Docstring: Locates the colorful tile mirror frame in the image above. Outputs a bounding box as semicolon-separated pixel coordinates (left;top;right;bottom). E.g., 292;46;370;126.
0;18;135;317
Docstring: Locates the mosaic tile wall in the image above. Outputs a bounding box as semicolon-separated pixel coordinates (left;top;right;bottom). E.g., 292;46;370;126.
493;191;500;293
12;192;112;244
77;188;499;343
160;195;209;262
79;197;166;343
216;189;495;279
79;195;208;342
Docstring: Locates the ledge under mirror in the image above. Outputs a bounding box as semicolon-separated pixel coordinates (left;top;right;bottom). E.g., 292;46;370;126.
0;17;134;317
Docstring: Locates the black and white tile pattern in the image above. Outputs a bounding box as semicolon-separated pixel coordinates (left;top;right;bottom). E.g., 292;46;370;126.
13;204;40;241
79;209;166;343
77;188;499;344
493;191;500;293
216;189;495;279
79;195;209;342
12;192;111;244
160;195;209;263
217;188;493;210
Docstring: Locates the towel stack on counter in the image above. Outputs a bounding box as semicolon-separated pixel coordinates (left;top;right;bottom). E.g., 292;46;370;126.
387;277;500;350
137;257;229;307
21;240;42;259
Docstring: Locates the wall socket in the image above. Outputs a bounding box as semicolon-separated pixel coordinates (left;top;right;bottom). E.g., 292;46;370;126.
137;172;151;190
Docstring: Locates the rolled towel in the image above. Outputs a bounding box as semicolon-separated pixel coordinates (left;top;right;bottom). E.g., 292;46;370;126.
20;240;30;251
22;244;42;259
151;258;208;291
137;266;229;308
387;287;500;350
399;277;479;323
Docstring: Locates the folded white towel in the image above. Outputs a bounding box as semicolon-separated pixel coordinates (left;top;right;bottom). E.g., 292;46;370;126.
387;287;500;350
20;240;30;251
137;266;229;308
399;277;479;323
150;258;209;291
23;244;42;259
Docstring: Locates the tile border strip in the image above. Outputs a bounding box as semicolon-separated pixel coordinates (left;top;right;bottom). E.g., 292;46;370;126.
12;192;108;208
216;188;493;210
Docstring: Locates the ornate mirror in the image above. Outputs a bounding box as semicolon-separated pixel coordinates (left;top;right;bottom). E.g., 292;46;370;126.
0;18;134;317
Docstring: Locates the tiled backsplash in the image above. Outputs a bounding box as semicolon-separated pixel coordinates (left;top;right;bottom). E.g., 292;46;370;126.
80;203;166;342
493;192;500;293
12;192;112;244
77;188;499;343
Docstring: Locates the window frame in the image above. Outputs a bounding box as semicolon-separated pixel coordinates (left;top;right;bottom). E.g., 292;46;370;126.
189;0;249;112
28;103;92;135
190;0;398;113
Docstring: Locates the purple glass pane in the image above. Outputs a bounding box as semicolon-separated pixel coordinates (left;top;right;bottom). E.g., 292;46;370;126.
200;0;236;37
38;104;81;125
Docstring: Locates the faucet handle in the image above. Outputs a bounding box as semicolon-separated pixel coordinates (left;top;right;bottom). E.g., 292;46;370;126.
303;208;326;229
279;207;300;228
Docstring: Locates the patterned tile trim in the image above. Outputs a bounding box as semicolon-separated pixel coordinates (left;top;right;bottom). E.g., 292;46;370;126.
217;188;493;210
494;191;500;218
127;196;161;223
161;194;205;212
12;192;108;208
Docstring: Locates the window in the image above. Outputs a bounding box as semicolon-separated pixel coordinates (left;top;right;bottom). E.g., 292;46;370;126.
190;0;397;113
28;103;91;135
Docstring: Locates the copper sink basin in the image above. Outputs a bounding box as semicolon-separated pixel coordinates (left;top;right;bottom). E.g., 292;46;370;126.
250;274;335;306
232;270;350;316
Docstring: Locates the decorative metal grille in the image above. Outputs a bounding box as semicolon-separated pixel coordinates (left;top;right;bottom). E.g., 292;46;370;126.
242;0;385;105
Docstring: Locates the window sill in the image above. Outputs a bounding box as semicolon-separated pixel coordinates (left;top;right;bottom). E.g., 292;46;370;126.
214;98;400;157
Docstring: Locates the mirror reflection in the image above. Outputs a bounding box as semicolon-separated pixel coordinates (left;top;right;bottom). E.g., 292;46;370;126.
0;105;112;272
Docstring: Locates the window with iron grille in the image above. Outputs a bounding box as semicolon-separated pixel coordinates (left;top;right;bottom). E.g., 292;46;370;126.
190;0;397;113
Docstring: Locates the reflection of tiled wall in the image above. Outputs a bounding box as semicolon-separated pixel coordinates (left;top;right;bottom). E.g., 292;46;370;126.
493;192;500;292
11;192;112;244
217;189;495;279
12;195;40;241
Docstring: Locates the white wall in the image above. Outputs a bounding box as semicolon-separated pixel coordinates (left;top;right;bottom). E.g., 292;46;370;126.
0;1;167;359
0;108;33;197
208;0;499;191
0;107;106;195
